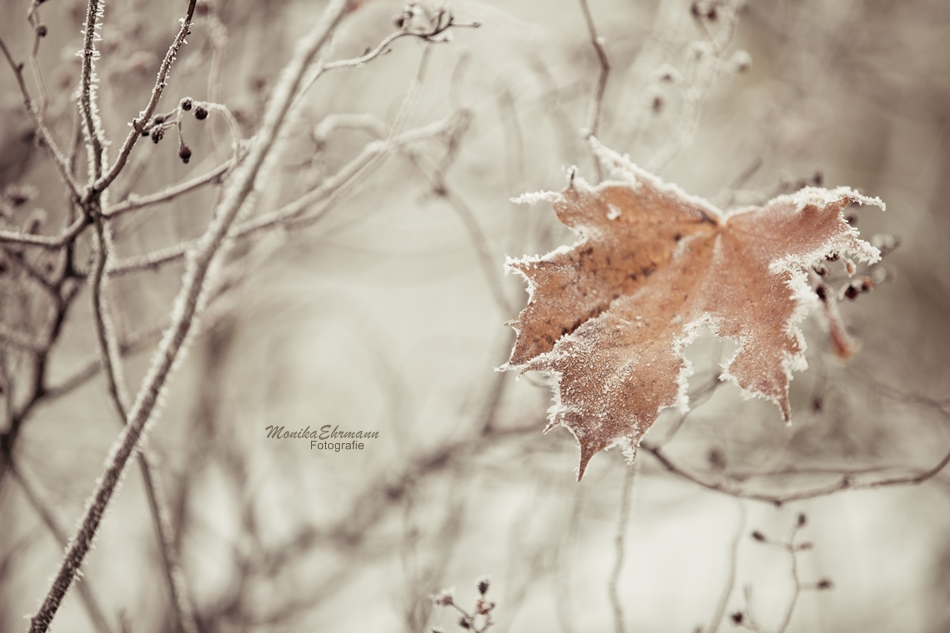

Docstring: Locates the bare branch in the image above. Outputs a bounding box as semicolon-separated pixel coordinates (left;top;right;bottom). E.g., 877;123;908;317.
104;110;470;276
90;0;199;197
104;157;236;218
0;215;88;249
78;0;107;181
609;464;636;633
40;324;164;403
641;439;950;504
0;36;81;200
27;2;353;630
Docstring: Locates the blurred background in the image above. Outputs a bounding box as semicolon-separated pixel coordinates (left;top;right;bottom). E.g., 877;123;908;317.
1;0;949;631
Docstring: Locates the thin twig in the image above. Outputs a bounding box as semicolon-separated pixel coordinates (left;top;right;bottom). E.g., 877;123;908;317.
104;157;236;218
90;0;199;197
91;214;200;633
26;9;50;122
641;439;950;504
90;217;128;420
292;10;479;109
406;153;515;316
578;0;610;139
609;463;637;633
39;323;165;403
0;36;82;200
0;246;57;295
0;214;88;249
706;502;746;633
104;111;469;277
647;0;743;173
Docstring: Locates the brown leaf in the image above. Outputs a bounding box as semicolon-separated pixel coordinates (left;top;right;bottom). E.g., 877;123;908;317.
502;142;883;479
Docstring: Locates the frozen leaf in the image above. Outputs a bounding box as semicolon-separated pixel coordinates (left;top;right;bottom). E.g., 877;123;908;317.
502;142;883;479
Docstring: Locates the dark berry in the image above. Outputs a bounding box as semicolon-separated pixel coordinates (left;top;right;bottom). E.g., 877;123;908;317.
194;106;208;120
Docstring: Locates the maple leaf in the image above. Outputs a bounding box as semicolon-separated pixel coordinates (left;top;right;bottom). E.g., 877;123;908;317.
502;142;884;479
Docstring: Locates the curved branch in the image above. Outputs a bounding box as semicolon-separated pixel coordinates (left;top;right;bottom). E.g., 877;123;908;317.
641;440;950;504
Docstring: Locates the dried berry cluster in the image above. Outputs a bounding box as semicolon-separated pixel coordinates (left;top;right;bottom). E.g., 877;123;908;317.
139;96;212;165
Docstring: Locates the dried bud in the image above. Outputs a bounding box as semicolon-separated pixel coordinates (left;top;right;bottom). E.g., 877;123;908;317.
813;264;829;277
36;24;48;37
458;617;471;630
815;285;828;302
730;612;744;625
817;579;833;590
153;114;166;125
180;97;193;111
826;253;839;262
178;144;192;164
151;127;165;143
751;531;766;542
844;284;860;300
476;576;491;595
432;589;455;607
797;513;807;527
813;170;824;186
194;106;209;120
844;212;858;226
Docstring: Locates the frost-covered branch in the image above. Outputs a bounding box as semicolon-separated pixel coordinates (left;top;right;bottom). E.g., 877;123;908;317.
0;36;81;200
90;0;199;197
27;2;353;630
104;156;237;218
